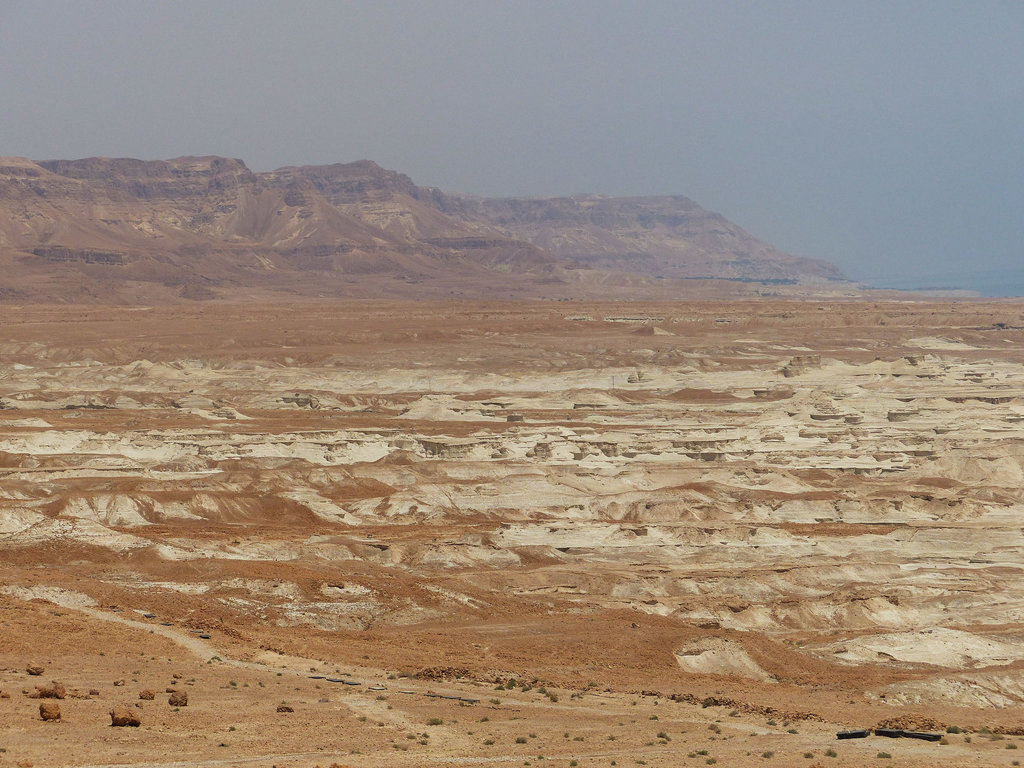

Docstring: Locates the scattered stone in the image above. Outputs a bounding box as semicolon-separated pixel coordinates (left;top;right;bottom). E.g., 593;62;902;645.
110;704;141;727
88;688;100;696
113;679;125;687
277;704;294;713
282;392;320;409
166;686;177;693
39;701;61;721
903;730;943;742
139;689;155;700
30;681;66;699
26;664;44;676
168;690;188;707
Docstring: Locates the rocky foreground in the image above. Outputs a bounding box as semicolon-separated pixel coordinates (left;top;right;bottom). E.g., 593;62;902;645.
1;298;1024;767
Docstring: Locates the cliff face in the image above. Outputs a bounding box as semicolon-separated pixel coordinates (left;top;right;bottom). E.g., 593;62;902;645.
0;155;847;302
36;156;258;199
432;193;845;283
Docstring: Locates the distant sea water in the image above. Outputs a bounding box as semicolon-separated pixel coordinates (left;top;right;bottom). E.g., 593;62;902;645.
870;268;1024;298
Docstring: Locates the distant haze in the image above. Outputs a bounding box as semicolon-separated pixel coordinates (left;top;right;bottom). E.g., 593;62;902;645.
2;1;1022;291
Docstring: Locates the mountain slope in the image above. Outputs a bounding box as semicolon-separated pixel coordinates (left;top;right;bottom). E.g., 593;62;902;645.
0;155;847;302
426;192;844;283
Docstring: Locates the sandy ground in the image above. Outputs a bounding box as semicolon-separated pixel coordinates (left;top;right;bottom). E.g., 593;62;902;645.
2;298;1024;767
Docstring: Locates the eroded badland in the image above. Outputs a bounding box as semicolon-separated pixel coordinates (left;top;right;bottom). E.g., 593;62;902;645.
2;298;1024;767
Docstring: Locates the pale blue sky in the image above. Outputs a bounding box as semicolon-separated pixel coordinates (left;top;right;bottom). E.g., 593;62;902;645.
2;1;1021;286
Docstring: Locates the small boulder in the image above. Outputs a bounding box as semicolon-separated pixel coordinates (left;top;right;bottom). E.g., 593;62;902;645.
39;701;61;721
276;704;294;713
168;690;188;707
31;681;66;699
110;704;141;727
139;689;155;700
0;690;9;699
26;665;44;676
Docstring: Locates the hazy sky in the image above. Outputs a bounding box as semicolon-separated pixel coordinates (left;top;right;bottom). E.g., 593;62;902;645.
2;1;1022;285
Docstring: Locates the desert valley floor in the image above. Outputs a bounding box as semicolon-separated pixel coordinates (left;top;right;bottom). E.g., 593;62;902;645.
2;298;1024;767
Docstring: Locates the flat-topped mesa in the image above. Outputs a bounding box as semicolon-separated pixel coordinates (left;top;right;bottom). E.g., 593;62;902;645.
37;156;258;199
0;154;851;301
432;192;846;283
264;160;418;205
